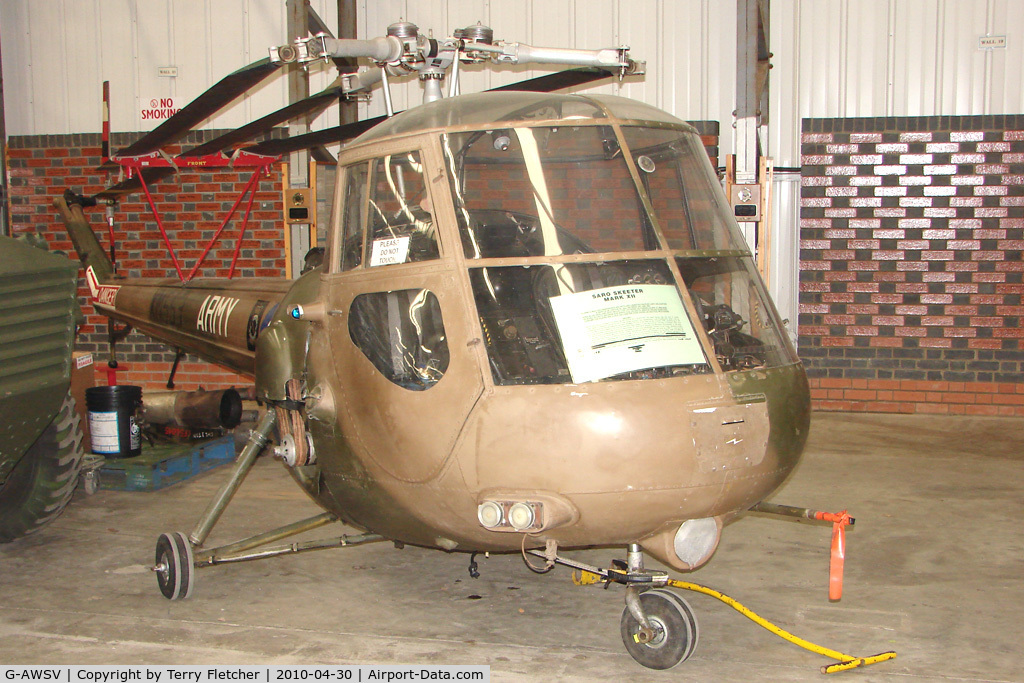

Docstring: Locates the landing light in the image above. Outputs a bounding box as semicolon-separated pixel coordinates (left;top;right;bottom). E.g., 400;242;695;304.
673;517;720;567
477;501;504;528
508;502;535;531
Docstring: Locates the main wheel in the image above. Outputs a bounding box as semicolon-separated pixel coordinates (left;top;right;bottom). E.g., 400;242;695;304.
155;531;195;600
620;589;699;670
0;393;85;543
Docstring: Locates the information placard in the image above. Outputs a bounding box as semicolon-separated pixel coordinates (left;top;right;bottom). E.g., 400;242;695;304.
369;236;411;267
549;284;706;383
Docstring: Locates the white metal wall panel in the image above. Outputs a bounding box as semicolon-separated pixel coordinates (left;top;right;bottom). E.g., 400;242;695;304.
0;3;30;136
0;0;339;136
766;0;1024;170
24;1;72;135
891;0;938;116
705;0;737;138
1;0;737;140
63;1;104;133
96;2;131;138
136;0;173;127
797;0;843;119
5;0;1024;138
842;0;891;117
989;0;1024;113
768;0;799;167
615;0;658;106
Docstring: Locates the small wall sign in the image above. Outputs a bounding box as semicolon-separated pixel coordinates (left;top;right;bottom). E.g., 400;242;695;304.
979;35;1007;49
141;97;181;121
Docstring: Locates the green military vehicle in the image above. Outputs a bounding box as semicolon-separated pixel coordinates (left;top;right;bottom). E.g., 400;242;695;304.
0;235;85;542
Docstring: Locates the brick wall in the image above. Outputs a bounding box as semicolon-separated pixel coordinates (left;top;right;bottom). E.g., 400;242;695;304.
799;115;1024;415
6;130;286;392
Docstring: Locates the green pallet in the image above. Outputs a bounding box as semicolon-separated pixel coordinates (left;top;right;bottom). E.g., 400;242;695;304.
97;436;235;491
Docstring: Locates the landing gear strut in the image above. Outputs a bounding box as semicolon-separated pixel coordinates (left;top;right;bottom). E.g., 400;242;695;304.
151;409;384;600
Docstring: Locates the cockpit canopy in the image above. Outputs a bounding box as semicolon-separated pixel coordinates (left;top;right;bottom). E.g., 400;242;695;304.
339;92;798;387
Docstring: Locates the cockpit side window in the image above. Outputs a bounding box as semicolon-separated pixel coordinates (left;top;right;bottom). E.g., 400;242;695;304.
364;151;440;267
339;162;369;272
348;289;450;390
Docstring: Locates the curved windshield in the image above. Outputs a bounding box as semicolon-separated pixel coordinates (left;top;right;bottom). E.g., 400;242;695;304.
470;260;711;385
442;126;658;257
443;124;799;384
620;126;749;252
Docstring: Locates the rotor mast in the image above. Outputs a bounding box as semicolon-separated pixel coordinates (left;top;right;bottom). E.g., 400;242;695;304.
270;21;644;108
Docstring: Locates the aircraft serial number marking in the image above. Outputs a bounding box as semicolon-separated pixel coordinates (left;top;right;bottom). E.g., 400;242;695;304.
85;266;120;307
197;295;241;337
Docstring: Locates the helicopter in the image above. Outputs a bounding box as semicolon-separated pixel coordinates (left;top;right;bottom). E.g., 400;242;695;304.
55;20;815;671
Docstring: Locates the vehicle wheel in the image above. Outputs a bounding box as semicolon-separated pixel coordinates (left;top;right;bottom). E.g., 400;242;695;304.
0;393;85;543
655;589;699;659
155;531;195;600
620;588;698;670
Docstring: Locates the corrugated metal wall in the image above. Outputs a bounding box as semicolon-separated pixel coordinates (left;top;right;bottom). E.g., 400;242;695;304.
0;0;340;136
770;0;1024;166
0;0;742;141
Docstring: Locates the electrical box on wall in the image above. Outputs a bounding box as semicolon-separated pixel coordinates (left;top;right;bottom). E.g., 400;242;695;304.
284;188;314;224
730;184;761;221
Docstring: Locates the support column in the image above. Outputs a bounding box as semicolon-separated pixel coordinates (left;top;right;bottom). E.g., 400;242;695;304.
0;31;10;237
734;0;761;251
286;0;311;278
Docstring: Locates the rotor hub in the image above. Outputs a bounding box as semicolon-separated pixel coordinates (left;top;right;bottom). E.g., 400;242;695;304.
387;21;419;40
458;22;494;45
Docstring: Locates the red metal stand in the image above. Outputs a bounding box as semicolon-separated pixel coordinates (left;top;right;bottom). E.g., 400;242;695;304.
112;151;279;283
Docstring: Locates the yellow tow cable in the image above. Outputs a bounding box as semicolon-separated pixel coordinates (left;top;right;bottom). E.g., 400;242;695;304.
572;570;896;674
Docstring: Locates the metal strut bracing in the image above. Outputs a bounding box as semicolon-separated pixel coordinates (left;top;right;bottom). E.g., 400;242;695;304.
183;410;383;568
111;151;279;283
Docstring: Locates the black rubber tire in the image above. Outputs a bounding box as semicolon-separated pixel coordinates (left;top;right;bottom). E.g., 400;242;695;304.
620;589;698;670
652;588;699;662
155;531;195;600
0;393;85;543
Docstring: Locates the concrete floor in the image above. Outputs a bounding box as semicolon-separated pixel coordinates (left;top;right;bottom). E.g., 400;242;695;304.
1;411;1022;681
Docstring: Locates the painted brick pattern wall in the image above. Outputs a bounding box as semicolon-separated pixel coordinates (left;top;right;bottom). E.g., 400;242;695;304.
800;116;1024;415
6;130;286;391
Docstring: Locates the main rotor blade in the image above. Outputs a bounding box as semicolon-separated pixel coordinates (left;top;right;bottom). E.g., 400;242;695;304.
94;168;175;202
109;58;281;161
181;78;346;158
238;68;615;157
91;67;614;201
489;67;614;93
244;115;387;156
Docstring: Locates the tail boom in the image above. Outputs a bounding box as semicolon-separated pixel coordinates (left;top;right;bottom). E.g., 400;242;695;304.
55;194;289;376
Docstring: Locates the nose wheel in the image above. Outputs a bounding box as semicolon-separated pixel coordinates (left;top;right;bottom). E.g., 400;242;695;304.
154;531;195;600
620;588;699;669
526;543;701;670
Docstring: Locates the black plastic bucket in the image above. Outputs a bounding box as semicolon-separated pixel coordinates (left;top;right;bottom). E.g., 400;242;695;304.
86;385;143;458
